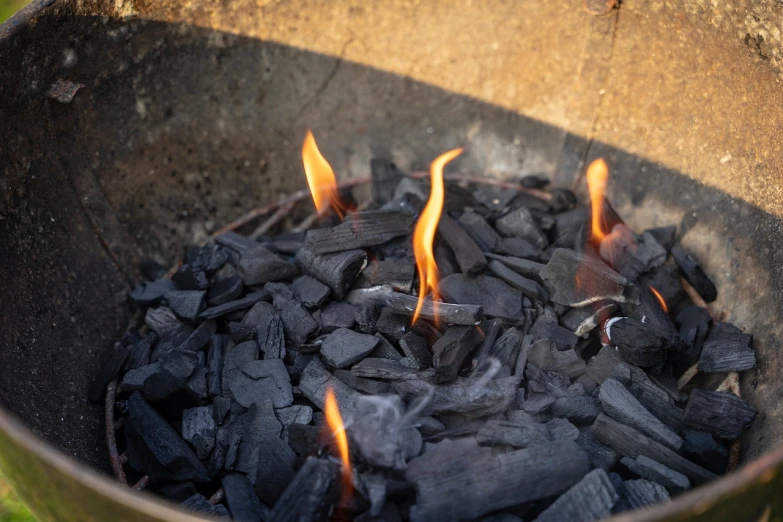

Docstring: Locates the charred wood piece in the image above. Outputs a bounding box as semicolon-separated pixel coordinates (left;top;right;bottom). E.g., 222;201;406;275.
237;245;298;286
621;456;691;493
296;246;367;300
351;358;435;382
698;322;756;373
684;390;757;440
437;214;488;275
495;207;548;249
399;331;433;370
385;292;483;326
457;209;501;251
488;260;548;302
199;291;270;320
620;479;670;509
269;457;340;522
485;253;546;282
359;260;415;292
320;328;380;369
395;376;517;416
371;158;406;205
290;275;331;309
534;468;618;522
439;274;522;320
320;301;357;333
305;210;414;255
432;325;485;383
671;246;717;302
526;340;585;380
299;358;360;417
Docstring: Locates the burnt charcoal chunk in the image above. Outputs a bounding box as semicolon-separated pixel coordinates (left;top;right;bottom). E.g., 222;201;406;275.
187;368;208;400
527;340;585;380
621;456;691;493
575;430;619;470
126;392;210;482
256;307;286;359
439;274;522;320
180;494;230;518
275;405;313;428
598;225;667;281
269;457;340;522
185;242;228;273
477;419;550;448
216;230;257;252
300;358;360;417
89;344;129;402
371;158;406;204
305;210;414;254
676;305;711;367
374;308;409;342
200;291;270;319
223;473;269;522
534;468;618;522
177;319;217;352
334;370;392;395
520;174;550;189
437;214;487;275
229;359;294;408
130;279;178;305
208;275;243;306
523;393;555;415
287;423;320;456
586;346;623;385
229;321;255;343
684;390;757;440
173;264;209;290
182;406;217;459
124;333;157;371
496;207;548;248
552;396;601;425
639;262;685;309
160;348;198;380
143;370;200;419
296;246;367;299
432;325;485;383
620;479;670;509
385;292;483;326
611;363;684;432
321;328;380;369
267;282;319;345
671;246;717;302
159;482;199;503
607;317;669;369
488;260;547;302
486;253;546;281
145;306;184;336
698;322;756;373
457;209;501;251
646;225;677;251
119;362;161;393
398;376;516;416
207;334;227;397
358;260;415;292
213;396;230;425
530;317;578;351
474;186;518;211
238;245;298;286
320;301;357;333
681;429;729;474
489;327;521;371
399;331;433;369
492;237;546;261
562;302;617;337
290;275;331;308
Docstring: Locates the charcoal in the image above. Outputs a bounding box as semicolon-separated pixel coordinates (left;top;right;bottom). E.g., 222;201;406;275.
216;230;257;252
305;210;414;254
119;362;161;393
496;207;548;248
562;302;617;337
143;370;200;419
249;303;285;359
320;301;357;333
684;390;757;440
182;406;217;458
610;362;684;432
681;429;729;474
176;319;217;352
457;208;501;251
234;402;284;477
522;393;555;415
417;416;447;437
671;246;717;302
488;260;547;302
222;473;269;522
296;246;367;299
269;456;340;522
492;237;547;261
534;468;618;522
199;291;270;319
551;396;601;425
599;378;682;451
358;260;415;292
269;232;305;255
586;346;623;385
371;158;405;204
180;494;230;518
406;438;590;521
126;392;210;482
489;327;521;372
352;358;434;381
547;417;580;441
287;423;320;456
541;249;639;307
520;174;550;189
370;332;403;361
151;329;195;364
530;316;578;351
185;242;228;273
527;340;585;379
598;225;667;280
374;308;409;342
350;395;422;469
644;225;676;251
145;306;185;336
320;328;380;369
606;317;668;368
208;274;243;306
486;253;546;281
591;414;716;484
576;430;619;470
208;426;230;476
346;285;395;305
621;455;691;493
222;341;259;402
88;343;129;402
228;359;294;408
237;245;298;285
207;334;227;397
213;397;230;425
228;322;255;343
140;259;168;281
434;242;460;278
432;325;485;383
576;374;597;395
398;331;433;369
474;186;518;210
170;264;208;291
251;432;297;506
698;322;755;373
124;333;157;371
476;419;548;448
439;274;522;320
437;214;488;275
187;368;208;400
289;275;331;309
675;305;711;367
159;482;199;503
160;348;199;380
396;376;517;416
387;292;483;326
299;358;360;417
130;279;178;305
275;405;313;427
474;318;503;368
267;282;319;345
620;479;670;509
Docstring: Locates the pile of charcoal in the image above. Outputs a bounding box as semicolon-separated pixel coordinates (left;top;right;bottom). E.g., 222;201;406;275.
90;158;758;521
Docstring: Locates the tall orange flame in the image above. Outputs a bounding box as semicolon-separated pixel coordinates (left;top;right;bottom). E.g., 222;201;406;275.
649;285;668;313
324;387;352;493
586;158;609;244
302;130;347;219
412;148;463;325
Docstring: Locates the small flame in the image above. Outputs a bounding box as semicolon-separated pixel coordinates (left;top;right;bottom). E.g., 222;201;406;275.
412;148;463;325
302;130;347;219
649;285;668;313
586;158;609;244
324;387;352;492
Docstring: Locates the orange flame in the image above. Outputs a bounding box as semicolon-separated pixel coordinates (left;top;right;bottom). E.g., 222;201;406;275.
412;148;463;325
302;130;347;219
649;285;668;313
324;387;352;493
586;158;609;244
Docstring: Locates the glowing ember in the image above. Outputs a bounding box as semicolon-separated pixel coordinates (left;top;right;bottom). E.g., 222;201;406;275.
649;285;668;313
586;158;609;244
324;387;352;492
302;130;347;218
412;148;463;325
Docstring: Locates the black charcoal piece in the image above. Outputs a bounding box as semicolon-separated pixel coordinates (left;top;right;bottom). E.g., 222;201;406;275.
199;290;270;319
552;396;601;426
432;325;485;383
586;346;623;385
698;322;756;373
563;302;617;338
621;456;691;493
124;332;157;371
399;331;433;369
173;264;209;291
385;292;483;326
229;359;293;408
222;473;269;522
234;402;284;477
645;225;677;251
591;414;716;484
228;321;255;343
486;253;546;281
492;237;546;261
374;307;409;342
359;260;415;292
300;358;360;417
437;214;488;275
405;438;590;521
474;186;518;211
476;419;547;448
267;282;319;346
396;376;517;416
473;318;503;368
534;468;618;522
296;246;367;299
610;362;684;432
676;305;711;367
495;207;548;248
254;432;297;506
334;370;392;394
207;334;227;397
371;158;406;204
520;174;550;189
180;494;230;518
320;328;380;369
526;365;571;398
351;358;433;381
245;302;285;359
126;392;210;482
457;208;502;251
541;249;639;307
598;225;667;280
216;230;257;252
305;210;414;255
684;390;757;440
130;279;178;306
371;332;403;361
222;341;259;398
186;368;208;399
350;395;422;469
208;274;243;306
439;273;522;320
681;429;729;474
213;396;230;425
434;242;460;278
290;275;331;308
175;319;217;353
621;479;670;509
604;317;668;369
346;285;395;305
488;260;548;302
119;362;161;393
159;348;199;380
489;327;521;372
530;316;578;351
320;301;358;333
287;423;320;456
182;406;217;459
275;405;314;427
671;246;717;302
269;457;340;522
599;379;682;451
185;242;228;274
140;259;167;281
576;430;619;470
88;344;129;402
527;340;585;379
142;370;200;419
522;393;556;415
237;245;298;286
145;306;184;336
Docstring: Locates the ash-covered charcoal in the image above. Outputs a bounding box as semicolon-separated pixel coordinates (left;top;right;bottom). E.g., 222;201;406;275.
320;301;357;333
249;303;285;359
199;291;270;320
525;366;571;398
586;346;623;385
275;405;313;428
522;393;556;417
399;331;433;370
671;246;717;302
305;210;414;255
534;468;618;522
346;285;395;305
611;363;684;432
488;260;548;302
334;370;391;395
396;376;517;416
576;430;619;470
621;456;691;493
527;340;585;380
489;327;521;372
130;279;178;306
299;358;360;417
437;214;488;275
439;274;522;320
374;308;409;342
681;429;729;474
485;253;546;282
89;344;129;402
551;396;601;426
598;225;667;280
605;317;670;369
457;208;501;251
320;327;380;369
385;292;483;326
541;249;639;307
228;359;293;409
698;322;756;373
495;207;548;249
145;306;185;336
432;325;485;383
296;246;367;299
371;158;406;204
269;457;340;522
562;302;617;337
180;494;230;518
477;417;578;449
358;260;415;292
675;305;711;367
173;264;210;291
237;245;298;286
684;390;757;440
142;370;200;419
349;395;423;469
290;275;331;309
267;282;319;345
182;406;217;459
352;358;434;382
222;473;270;522
473;318;503;368
620;479;670;509
530;316;578;351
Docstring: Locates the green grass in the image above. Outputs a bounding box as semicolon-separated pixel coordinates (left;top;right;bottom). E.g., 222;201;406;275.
0;469;36;522
0;0;32;23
